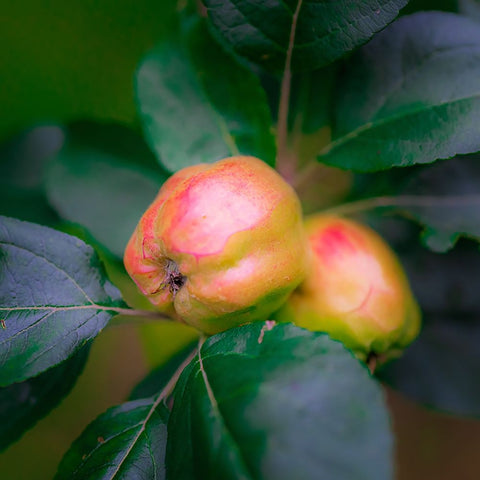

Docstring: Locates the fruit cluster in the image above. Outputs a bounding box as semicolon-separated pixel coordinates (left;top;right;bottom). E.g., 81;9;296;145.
125;156;420;360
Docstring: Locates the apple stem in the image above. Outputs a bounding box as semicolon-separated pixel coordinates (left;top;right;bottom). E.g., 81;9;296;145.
367;353;378;374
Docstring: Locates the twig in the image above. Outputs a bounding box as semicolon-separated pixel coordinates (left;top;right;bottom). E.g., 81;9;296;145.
109;307;175;321
276;0;304;182
320;194;480;217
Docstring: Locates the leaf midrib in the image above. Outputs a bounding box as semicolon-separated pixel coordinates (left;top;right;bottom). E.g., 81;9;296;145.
198;347;255;480
319;91;480;157
374;43;480;120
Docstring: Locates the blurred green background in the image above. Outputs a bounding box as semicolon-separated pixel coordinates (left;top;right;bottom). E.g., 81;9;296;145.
0;0;179;142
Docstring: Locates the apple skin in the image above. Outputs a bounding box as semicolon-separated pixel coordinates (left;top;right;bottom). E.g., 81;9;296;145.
124;156;308;334
276;215;421;359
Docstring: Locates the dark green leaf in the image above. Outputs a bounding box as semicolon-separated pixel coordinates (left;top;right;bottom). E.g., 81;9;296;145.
65;121;165;172
288;65;338;134
0;126;64;191
45;123;166;258
401;239;480;317
129;341;196;401
378;240;480;417
346;157;480;251
0;343;90;452
399;156;480;251
168;322;393;480
319;12;480;171
0;126;63;225
285;64;354;213
55;398;169;480
402;0;458;14
204;0;407;72
0;216;124;386
0;189;59;228
136;21;275;172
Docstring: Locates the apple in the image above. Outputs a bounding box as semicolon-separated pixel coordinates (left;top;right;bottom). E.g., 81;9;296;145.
276;215;421;360
124;156;308;334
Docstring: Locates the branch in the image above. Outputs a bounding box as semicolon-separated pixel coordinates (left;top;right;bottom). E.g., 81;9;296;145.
276;0;304;182
321;194;480;217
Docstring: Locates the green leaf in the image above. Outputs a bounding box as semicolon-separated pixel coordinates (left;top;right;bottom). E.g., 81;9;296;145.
347;157;480;251
1;0;178;142
136;20;275;172
55;398;169;480
167;322;393;480
45;122;167;258
283;64;339;135
0;343;90;452
284;65;354;213
129;341;196;401
400;156;480;251
0;216;124;386
204;0;407;72
319;12;480;172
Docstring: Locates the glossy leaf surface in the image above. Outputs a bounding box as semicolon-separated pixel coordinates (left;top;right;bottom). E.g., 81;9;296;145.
168;322;393;480
204;0;407;72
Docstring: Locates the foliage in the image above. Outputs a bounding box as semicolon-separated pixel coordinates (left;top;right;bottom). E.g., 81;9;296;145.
2;1;480;478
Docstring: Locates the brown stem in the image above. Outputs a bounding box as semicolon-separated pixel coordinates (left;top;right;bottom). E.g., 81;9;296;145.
109;307;176;321
367;353;378;375
320;194;480;217
158;346;199;405
276;0;304;183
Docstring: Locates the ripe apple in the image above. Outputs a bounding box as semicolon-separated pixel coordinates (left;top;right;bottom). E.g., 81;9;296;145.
276;215;421;360
124;156;308;334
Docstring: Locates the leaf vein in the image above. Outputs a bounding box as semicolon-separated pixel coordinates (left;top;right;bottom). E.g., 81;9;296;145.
0;240;95;305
